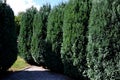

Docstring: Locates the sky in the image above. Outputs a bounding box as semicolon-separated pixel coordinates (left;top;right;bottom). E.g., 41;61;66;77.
7;0;68;15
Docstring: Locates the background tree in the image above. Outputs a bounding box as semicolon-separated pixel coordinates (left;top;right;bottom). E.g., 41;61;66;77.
0;3;17;71
18;6;37;64
31;4;51;66
46;3;65;73
61;0;91;79
87;0;120;79
15;12;24;37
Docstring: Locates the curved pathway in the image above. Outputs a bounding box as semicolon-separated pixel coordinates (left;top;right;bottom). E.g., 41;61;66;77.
2;66;73;80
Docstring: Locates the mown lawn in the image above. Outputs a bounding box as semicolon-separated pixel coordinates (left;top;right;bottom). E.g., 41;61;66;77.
9;56;30;71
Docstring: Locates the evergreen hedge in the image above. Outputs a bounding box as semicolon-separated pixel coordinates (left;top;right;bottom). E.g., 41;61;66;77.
31;4;51;66
18;7;37;64
46;3;65;73
87;0;120;79
61;0;91;79
0;3;17;71
15;12;24;37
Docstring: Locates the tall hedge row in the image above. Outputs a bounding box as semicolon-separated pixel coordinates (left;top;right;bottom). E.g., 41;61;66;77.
17;0;120;80
0;3;17;71
87;0;120;79
15;12;24;37
18;7;37;64
61;0;91;79
31;4;51;66
46;3;65;73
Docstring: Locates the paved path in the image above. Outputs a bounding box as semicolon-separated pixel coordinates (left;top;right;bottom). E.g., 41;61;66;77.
2;66;73;80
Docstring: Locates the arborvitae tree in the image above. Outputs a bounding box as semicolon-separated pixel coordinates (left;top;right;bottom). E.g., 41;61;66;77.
15;16;20;36
87;0;120;80
61;0;91;79
46;3;65;73
15;12;24;37
31;4;51;66
18;6;37;64
0;3;17;71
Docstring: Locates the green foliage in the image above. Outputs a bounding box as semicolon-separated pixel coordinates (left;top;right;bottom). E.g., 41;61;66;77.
46;3;65;73
15;16;20;36
18;6;37;64
87;0;120;79
0;3;17;71
31;4;51;66
15;12;24;36
61;0;91;79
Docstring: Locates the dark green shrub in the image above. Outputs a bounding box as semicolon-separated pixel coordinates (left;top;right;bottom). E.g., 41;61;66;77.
0;3;17;71
15;12;24;37
87;0;120;79
15;16;20;37
31;4;51;66
18;6;37;64
46;3;65;73
61;0;91;79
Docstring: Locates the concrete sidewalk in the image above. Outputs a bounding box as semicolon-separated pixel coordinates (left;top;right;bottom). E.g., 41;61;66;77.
2;66;73;80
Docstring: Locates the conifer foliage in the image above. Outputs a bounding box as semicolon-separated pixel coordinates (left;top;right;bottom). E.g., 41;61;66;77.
16;0;120;79
18;7;37;64
87;0;120;79
46;3;65;73
61;0;91;79
31;4;51;66
0;3;17;71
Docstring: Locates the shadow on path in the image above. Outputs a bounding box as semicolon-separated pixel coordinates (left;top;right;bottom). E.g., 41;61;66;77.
1;66;73;80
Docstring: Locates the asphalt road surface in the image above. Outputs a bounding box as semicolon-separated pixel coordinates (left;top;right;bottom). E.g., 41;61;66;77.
1;66;73;80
